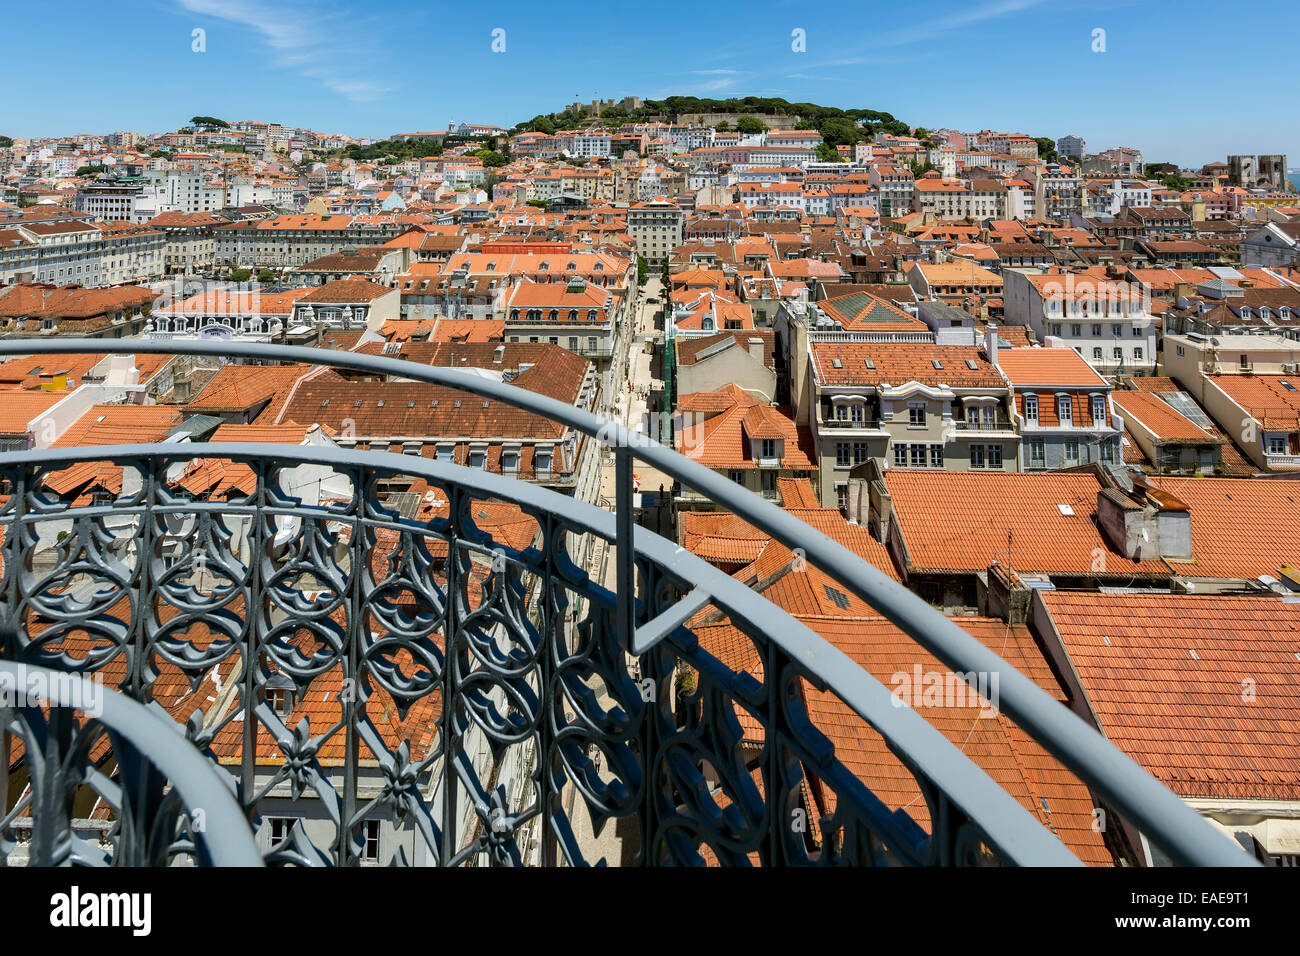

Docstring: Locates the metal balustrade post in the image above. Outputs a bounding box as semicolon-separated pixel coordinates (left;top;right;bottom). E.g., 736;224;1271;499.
615;448;635;652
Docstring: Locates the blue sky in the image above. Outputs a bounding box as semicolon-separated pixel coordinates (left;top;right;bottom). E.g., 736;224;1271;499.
6;0;1297;168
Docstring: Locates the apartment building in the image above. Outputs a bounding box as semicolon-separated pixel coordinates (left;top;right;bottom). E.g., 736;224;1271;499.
997;344;1123;470
504;275;621;363
1003;268;1158;375
807;341;1014;508
626;197;683;264
214;215;408;268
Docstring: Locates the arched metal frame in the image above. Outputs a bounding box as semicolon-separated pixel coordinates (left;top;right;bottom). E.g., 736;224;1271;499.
0;338;1249;867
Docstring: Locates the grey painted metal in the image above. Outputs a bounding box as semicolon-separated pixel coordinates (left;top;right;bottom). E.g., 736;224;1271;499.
0;442;1075;865
0;661;262;866
0;338;1252;867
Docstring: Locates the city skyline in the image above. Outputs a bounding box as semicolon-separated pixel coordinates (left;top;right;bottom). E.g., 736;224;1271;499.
5;0;1298;167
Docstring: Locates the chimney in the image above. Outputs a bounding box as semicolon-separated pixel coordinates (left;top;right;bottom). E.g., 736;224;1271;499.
747;337;765;364
984;323;999;367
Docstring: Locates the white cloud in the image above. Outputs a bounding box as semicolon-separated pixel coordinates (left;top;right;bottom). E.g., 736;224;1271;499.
177;0;391;100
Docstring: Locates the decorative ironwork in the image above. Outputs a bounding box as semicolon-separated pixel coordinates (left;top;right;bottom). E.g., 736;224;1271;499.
0;339;1250;867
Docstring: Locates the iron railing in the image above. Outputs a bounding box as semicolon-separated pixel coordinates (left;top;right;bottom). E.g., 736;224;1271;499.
0;338;1251;867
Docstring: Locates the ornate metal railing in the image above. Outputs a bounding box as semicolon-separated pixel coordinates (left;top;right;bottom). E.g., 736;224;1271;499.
0;339;1250;867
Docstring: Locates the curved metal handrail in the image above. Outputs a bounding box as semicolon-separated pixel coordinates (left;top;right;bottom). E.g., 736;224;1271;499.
0;442;1077;864
0;337;1252;866
0;661;263;866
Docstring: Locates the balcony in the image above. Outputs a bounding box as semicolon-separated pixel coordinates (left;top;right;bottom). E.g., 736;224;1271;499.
0;340;1250;868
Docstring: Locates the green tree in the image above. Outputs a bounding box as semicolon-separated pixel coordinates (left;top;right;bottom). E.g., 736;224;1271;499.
716;120;730;131
75;165;106;177
475;149;509;168
190;115;229;128
736;116;767;135
230;267;252;282
816;143;843;163
256;269;277;284
1035;137;1057;163
637;255;648;285
0;136;13;148
1161;175;1193;192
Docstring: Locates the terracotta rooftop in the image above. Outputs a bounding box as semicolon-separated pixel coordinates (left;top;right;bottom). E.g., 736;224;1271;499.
1039;591;1300;802
884;470;1171;577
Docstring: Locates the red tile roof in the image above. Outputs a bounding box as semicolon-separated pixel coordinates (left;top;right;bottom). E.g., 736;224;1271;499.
885;471;1171;577
1040;591;1300;802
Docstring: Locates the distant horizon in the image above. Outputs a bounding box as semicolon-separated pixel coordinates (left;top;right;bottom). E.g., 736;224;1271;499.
5;0;1298;169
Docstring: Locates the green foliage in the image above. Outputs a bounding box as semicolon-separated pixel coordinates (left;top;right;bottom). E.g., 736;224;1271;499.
735;116;767;135
230;267;252;282
256;269;277;283
190;115;228;128
526;200;549;209
637;255;648;285
475;148;510;168
149;149;170;158
1035;137;1057;163
908;161;939;178
815;143;843;163
328;138;442;163
1161;175;1193;192
0;136;13;148
716;120;730;131
75;165;106;177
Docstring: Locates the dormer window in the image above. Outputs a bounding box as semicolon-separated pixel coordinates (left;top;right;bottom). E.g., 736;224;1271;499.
1024;394;1039;423
1091;394;1106;426
1057;394;1073;425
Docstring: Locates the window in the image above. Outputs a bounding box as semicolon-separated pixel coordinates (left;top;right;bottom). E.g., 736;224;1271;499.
730;470;745;484
971;444;985;468
1024;394;1039;423
1029;438;1045;467
1051;324;1062;337
851;403;864;423
1057;395;1073;425
893;444;908;467
761;470;777;495
1091;324;1101;336
1133;347;1143;361
469;448;487;469
760;438;777;459
987;444;1002;468
361;820;380;862
836;483;848;510
836;442;851;467
1267;434;1287;455
836;404;848;422
502;448;520;473
1101;441;1114;463
1071;324;1081;337
908;404;926;426
1064;438;1080;464
910;444;927;467
267;817;295;850
852;442;869;464
930;445;943;467
267;686;295;716
1091;395;1106;426
1092;347;1103;360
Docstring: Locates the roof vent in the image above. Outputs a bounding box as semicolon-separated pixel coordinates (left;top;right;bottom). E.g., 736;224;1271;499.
1057;504;1074;516
864;359;875;369
832;358;842;369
